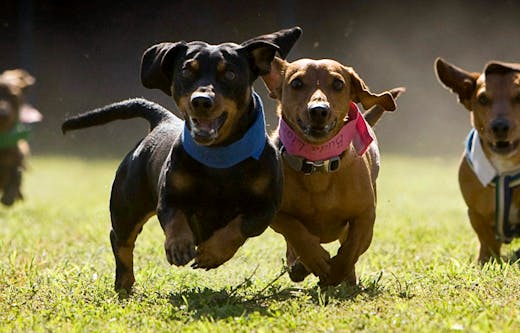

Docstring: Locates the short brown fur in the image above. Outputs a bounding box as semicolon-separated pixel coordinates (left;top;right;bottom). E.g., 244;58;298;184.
435;58;520;262
263;58;400;286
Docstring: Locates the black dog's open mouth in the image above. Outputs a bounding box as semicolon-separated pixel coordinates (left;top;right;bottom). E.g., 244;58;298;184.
489;139;520;155
189;112;227;143
297;118;337;138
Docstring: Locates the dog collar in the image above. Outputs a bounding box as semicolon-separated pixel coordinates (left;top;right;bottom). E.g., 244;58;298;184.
280;145;343;175
181;92;266;168
279;102;374;161
0;122;32;150
465;128;520;243
278;102;373;174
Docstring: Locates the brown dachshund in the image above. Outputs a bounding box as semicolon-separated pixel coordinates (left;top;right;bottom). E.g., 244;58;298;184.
436;58;520;262
262;58;402;286
0;69;42;206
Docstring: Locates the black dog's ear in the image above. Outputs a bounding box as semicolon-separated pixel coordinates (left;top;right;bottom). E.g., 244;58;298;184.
141;42;187;96
240;27;302;77
435;57;479;111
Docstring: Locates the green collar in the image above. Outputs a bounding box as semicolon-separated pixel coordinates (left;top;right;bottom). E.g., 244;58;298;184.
0;123;31;149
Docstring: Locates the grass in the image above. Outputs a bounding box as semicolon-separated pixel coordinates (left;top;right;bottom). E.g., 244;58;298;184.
1;155;520;332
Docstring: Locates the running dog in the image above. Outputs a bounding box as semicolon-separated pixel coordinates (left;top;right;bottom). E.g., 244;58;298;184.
62;27;301;291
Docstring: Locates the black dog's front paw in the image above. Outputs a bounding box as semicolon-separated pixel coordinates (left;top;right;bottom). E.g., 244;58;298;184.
165;238;196;266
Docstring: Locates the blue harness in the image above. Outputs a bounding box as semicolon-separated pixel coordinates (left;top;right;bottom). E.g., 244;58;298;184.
181;92;267;168
466;129;520;243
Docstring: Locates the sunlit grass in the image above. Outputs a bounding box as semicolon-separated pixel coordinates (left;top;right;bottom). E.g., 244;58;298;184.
1;155;520;332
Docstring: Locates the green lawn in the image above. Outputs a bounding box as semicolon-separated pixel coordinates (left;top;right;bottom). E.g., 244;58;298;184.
1;155;520;332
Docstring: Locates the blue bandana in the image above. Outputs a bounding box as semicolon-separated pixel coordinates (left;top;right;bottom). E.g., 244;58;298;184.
181;92;267;168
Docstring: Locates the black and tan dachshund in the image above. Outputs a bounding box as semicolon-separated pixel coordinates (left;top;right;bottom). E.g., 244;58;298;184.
62;27;302;292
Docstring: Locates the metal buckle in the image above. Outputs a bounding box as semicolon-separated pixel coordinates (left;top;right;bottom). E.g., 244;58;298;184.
280;145;341;175
325;156;340;172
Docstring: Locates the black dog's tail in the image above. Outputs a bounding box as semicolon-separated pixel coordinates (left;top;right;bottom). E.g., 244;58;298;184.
62;98;174;134
363;87;406;127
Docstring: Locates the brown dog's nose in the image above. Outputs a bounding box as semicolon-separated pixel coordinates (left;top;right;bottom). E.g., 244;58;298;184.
308;103;330;123
491;118;510;139
190;92;214;113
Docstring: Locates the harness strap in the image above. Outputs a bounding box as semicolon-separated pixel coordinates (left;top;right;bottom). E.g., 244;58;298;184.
494;174;520;243
466;129;520;243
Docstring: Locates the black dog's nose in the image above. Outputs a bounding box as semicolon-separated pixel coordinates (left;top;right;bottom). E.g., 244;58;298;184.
308;104;330;123
491;118;510;139
190;92;214;112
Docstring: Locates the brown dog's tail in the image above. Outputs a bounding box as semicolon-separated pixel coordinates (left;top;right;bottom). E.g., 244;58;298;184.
363;87;405;127
61;98;174;134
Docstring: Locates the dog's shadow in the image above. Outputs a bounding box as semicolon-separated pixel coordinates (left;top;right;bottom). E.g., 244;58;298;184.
164;273;385;320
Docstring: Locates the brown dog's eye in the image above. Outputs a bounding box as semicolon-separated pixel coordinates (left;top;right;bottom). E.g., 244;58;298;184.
477;94;491;106
332;79;345;91
223;70;236;81
290;78;303;89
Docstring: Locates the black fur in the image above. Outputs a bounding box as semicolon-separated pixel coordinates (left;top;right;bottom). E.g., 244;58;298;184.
62;27;301;292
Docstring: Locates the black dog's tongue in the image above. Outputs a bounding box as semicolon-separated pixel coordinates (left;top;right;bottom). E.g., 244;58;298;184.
190;113;227;138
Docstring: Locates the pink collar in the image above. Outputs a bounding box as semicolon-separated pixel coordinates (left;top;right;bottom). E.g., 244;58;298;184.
279;102;374;161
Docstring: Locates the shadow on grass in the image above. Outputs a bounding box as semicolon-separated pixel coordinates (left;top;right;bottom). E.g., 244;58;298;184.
164;272;385;320
166;285;303;319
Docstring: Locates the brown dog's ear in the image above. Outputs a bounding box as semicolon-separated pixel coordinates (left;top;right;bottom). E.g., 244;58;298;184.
363;87;405;127
0;69;35;91
435;57;479;110
141;41;187;96
240;27;302;78
346;67;396;111
261;57;287;100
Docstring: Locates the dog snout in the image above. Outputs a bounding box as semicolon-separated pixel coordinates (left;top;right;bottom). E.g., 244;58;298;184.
490;118;510;140
190;92;215;114
308;103;330;123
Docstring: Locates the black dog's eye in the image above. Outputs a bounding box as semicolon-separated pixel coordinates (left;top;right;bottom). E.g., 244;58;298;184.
477;93;491;106
514;94;520;104
290;78;303;89
182;68;193;79
223;70;236;81
332;79;345;91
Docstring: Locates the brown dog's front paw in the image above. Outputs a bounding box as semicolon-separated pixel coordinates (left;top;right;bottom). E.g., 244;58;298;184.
165;237;196;266
288;261;310;282
297;243;331;280
319;257;356;287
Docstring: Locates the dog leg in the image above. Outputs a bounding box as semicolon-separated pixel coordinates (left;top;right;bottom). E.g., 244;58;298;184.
110;216;147;293
285;242;311;282
321;211;375;286
271;212;331;280
468;209;501;263
159;208;196;266
193;215;246;269
1;166;23;206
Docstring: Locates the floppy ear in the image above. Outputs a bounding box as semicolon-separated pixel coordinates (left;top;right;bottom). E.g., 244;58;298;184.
261;57;287;100
140;41;187;96
435;57;479;110
346;67;396;111
0;69;35;91
240;26;302;78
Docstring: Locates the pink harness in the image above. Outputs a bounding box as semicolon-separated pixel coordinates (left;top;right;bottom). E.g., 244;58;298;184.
279;102;374;161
